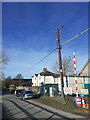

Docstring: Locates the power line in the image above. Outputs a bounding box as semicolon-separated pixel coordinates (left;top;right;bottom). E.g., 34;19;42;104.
62;28;89;46
18;28;89;75
64;46;88;48
20;48;57;74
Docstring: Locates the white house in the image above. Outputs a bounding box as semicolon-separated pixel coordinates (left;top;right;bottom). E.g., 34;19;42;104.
32;65;90;94
32;68;82;93
79;59;90;77
78;59;90;84
32;68;62;91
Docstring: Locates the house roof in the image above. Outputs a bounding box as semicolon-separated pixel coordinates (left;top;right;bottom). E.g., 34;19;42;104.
13;79;32;81
16;82;32;86
35;74;38;77
79;59;90;76
10;79;32;86
39;70;60;78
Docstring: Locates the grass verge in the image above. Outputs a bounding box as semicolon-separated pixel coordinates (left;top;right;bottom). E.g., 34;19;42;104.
33;95;90;118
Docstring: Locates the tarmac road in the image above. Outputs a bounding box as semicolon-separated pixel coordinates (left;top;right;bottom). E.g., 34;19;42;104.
2;90;85;119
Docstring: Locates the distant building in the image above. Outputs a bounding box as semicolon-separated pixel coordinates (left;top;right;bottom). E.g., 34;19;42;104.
9;79;32;91
79;59;90;77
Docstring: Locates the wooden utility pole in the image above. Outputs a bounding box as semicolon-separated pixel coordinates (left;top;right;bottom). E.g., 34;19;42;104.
56;26;65;103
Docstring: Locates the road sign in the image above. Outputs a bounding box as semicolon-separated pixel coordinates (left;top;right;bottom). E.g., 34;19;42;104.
81;89;89;95
64;87;72;95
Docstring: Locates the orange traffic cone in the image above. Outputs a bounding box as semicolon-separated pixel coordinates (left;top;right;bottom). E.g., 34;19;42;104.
85;104;89;109
82;97;86;108
83;104;86;108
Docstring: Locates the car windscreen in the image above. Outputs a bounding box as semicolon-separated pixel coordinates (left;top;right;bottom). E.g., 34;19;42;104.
17;90;23;93
25;91;33;94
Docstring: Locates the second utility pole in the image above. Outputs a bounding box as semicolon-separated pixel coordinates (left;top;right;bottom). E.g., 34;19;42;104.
56;26;65;103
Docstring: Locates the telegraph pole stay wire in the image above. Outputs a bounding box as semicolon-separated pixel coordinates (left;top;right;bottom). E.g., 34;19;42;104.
18;28;89;75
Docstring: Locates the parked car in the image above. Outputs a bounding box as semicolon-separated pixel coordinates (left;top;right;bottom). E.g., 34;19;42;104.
10;89;15;94
34;91;41;99
20;90;34;100
14;89;24;97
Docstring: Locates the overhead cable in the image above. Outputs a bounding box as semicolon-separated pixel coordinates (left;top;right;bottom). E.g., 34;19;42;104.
20;48;57;74
64;46;88;48
62;28;90;46
19;28;89;75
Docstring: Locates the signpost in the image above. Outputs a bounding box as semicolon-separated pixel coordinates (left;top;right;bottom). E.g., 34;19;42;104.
66;75;68;87
73;52;78;97
80;94;84;98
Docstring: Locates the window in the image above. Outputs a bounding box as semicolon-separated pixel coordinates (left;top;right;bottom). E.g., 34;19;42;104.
25;91;33;94
39;76;41;80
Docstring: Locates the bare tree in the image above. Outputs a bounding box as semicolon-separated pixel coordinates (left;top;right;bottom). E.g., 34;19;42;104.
52;56;74;76
2;76;12;89
0;51;9;67
15;74;23;79
0;51;9;80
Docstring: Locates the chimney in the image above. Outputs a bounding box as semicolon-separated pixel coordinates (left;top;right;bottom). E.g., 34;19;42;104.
43;68;47;72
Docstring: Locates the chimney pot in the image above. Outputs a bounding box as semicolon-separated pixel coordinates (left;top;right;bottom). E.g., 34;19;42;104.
43;68;47;72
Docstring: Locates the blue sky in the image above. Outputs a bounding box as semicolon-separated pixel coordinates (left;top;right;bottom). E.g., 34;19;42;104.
2;2;88;78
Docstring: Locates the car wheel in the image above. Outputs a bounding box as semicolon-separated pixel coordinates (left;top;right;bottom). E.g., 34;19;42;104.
20;95;23;100
20;95;22;99
22;97;25;101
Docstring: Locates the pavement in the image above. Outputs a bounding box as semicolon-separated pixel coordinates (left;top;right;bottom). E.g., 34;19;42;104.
1;90;86;119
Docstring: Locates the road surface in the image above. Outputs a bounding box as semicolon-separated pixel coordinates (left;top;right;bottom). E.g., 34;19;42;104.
2;90;85;119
